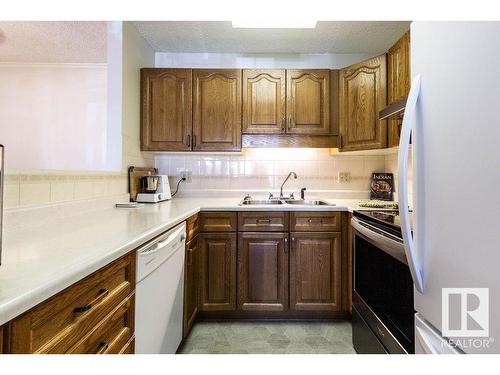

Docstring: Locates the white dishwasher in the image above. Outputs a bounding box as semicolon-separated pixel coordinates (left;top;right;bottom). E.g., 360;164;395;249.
135;222;186;354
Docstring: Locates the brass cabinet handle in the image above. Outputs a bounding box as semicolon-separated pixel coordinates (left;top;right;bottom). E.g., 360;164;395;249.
187;134;191;148
193;135;197;148
73;288;109;315
284;237;288;253
187;247;194;266
281;116;286;131
308;218;324;223
256;219;271;225
96;341;109;354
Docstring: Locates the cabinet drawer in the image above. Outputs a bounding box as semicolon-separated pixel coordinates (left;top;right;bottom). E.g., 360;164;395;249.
10;252;135;353
199;212;237;232
186;213;200;242
238;212;288;232
119;337;135;354
290;212;341;232
67;294;134;354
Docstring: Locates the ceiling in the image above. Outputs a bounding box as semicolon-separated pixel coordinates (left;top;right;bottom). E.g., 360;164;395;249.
0;21;107;63
133;21;411;54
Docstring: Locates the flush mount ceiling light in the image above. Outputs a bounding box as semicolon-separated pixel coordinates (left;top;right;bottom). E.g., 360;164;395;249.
231;19;317;29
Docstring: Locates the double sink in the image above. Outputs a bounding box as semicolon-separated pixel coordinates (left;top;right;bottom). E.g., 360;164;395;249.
239;198;335;206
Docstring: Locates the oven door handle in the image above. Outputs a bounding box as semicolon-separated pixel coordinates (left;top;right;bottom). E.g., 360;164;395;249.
398;74;424;293
351;218;408;265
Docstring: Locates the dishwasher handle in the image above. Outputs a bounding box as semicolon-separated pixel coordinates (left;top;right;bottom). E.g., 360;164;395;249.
139;225;186;257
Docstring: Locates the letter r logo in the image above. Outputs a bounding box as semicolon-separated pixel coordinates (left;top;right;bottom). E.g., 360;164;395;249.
442;288;489;337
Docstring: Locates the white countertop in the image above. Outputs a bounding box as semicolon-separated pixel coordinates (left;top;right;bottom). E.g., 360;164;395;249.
0;197;370;325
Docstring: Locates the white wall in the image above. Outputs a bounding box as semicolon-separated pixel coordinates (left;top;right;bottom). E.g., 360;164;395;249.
0;63;108;171
0;22;123;172
3;22;157;209
121;22;155;173
155;52;374;69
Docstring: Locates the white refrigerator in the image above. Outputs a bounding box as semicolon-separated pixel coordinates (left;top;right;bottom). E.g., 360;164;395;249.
398;22;500;354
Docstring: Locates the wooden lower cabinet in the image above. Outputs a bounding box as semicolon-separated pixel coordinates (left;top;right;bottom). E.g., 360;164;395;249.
0;325;4;353
199;232;237;311
119;337;135;354
199;212;237;232
8;252;136;354
237;232;288;311
290;232;342;312
183;235;200;338
67;295;134;354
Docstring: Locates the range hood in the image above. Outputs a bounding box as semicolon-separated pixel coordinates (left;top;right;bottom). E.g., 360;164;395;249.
379;96;407;120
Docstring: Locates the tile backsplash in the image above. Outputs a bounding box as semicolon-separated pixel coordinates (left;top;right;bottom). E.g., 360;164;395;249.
384;148;413;206
155;148;387;198
3;172;128;209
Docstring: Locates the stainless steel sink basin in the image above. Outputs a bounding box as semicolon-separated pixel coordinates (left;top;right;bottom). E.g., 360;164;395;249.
239;199;284;205
283;199;333;206
239;198;334;206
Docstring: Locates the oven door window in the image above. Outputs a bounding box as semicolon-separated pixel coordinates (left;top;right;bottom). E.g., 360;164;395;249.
354;234;414;352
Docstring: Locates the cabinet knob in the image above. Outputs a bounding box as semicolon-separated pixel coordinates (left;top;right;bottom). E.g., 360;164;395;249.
96;341;109;354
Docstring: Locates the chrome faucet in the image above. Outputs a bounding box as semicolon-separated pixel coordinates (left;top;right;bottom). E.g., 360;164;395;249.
280;172;297;199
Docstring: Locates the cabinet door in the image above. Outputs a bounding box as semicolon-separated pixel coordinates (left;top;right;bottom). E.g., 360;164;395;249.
193;69;242;151
238;232;289;312
286;69;330;135
183;236;199;338
290;232;342;311
199;233;237;311
388;31;410;147
339;54;387;151
242;69;286;134
141;68;192;151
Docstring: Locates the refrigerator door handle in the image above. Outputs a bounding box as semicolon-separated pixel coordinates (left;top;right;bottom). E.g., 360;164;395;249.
398;74;424;293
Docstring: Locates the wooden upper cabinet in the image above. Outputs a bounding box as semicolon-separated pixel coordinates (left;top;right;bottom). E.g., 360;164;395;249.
388;31;411;147
141;68;192;151
330;70;340;136
339;54;387;151
242;69;286;134
238;232;289;312
286;69;330;135
193;69;242;151
289;232;342;312
388;31;411;104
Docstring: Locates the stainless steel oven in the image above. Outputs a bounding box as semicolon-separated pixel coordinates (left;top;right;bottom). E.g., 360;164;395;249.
351;211;415;354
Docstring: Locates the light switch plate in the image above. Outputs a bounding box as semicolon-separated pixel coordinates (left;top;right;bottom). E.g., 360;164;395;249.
338;171;351;183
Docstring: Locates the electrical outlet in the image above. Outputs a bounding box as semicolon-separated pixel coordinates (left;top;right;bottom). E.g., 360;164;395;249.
180;170;192;183
338;171;351;183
